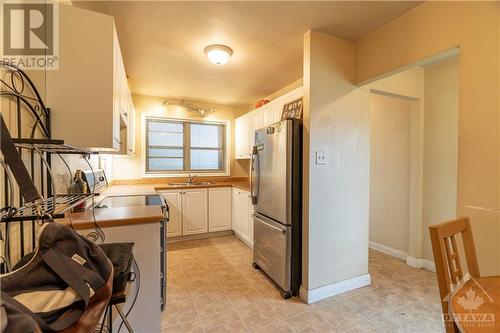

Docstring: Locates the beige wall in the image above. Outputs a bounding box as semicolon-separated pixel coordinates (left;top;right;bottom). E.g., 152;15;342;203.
362;67;424;259
421;59;459;260
369;94;413;253
356;1;500;275
302;31;370;292
112;94;249;180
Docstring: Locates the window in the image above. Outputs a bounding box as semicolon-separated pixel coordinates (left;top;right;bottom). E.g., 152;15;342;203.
145;118;226;173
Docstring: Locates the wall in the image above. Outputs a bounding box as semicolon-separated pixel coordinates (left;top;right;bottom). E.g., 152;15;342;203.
111;94;249;180
369;94;413;254
302;31;370;297
356;1;500;275
362;67;424;260
262;79;303;105
421;59;459;260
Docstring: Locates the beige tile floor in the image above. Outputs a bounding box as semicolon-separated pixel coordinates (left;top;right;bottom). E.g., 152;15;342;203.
163;235;444;333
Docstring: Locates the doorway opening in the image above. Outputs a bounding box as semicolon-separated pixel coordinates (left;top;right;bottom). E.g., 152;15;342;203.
363;52;460;270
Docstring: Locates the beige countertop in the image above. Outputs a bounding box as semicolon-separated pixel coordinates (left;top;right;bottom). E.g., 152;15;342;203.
60;177;250;229
106;177;251;193
60;205;164;230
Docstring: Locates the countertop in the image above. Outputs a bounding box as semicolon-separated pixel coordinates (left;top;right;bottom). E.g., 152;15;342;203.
105;177;250;194
60;205;165;230
59;177;250;229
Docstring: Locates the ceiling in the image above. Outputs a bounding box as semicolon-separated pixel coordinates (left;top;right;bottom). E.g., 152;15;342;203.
73;1;422;106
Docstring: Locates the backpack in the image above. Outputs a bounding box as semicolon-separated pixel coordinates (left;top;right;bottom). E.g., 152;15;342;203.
1;223;113;332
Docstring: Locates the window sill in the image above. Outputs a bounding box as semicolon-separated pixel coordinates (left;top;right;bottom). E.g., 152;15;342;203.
142;171;230;178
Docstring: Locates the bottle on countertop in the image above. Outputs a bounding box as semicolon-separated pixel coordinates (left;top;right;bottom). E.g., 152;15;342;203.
69;170;88;212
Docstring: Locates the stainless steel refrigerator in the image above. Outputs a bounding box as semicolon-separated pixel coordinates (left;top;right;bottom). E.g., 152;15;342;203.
251;118;302;299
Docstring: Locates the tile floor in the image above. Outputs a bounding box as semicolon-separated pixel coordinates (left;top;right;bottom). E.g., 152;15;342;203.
163;235;444;333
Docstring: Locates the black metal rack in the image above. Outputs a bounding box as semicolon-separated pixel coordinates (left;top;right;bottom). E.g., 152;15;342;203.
0;61;95;271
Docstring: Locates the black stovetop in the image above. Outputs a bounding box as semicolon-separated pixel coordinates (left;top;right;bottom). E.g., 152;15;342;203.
94;194;164;209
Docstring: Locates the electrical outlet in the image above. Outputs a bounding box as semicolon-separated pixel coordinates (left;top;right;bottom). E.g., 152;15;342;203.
315;151;327;165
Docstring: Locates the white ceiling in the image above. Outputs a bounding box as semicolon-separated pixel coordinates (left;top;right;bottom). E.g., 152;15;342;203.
73;1;422;106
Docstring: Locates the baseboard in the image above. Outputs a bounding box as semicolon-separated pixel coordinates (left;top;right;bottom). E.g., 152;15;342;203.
233;230;253;249
369;241;408;261
299;273;371;304
406;256;436;272
420;258;436;272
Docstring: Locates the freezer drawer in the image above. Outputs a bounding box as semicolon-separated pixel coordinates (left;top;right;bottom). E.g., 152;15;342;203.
253;213;291;292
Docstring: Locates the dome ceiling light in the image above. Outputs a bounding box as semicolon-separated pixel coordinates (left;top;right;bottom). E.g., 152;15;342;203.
204;44;233;66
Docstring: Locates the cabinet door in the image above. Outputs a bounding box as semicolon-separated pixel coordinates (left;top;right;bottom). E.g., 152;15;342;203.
182;189;208;235
162;191;182;237
235;116;245;158
247;194;255;246
272;97;284;123
252;109;264;132
209;187;232;232
112;29;122;147
232;188;242;233
238;190;251;244
126;96;135;156
260;104;271;127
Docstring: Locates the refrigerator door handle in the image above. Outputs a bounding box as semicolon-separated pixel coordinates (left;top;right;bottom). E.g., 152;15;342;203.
250;146;259;204
253;214;286;233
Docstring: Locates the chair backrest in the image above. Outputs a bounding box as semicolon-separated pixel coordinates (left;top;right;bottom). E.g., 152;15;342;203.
429;217;480;333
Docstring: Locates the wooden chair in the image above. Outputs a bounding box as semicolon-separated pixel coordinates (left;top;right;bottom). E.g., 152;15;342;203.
429;217;480;333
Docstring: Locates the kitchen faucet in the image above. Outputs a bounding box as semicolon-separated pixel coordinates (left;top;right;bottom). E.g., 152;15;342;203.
187;174;197;184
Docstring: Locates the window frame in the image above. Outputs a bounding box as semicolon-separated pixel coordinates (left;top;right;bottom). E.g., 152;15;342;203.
143;116;229;176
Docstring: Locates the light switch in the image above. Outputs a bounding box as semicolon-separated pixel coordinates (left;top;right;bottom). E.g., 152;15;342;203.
315;151;327;165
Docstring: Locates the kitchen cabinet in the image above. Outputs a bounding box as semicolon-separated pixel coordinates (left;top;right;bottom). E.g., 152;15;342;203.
160;189;208;237
126;95;136;156
208;187;232;232
118;93;135;156
160;186;247;239
235;112;253;159
46;4;135;152
232;188;254;248
182;189;208;235
235;86;303;159
162;191;182;237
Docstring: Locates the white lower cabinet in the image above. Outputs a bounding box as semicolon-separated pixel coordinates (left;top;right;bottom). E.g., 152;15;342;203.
161;187;234;237
160;187;253;242
209;187;232;232
232;188;254;248
160;188;208;237
182;189;208;235
162;191;182;237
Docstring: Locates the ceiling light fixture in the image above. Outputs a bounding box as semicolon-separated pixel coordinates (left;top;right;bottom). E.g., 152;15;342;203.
204;44;233;66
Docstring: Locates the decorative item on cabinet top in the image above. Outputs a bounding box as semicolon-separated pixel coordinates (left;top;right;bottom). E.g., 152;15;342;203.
281;97;303;120
255;99;270;109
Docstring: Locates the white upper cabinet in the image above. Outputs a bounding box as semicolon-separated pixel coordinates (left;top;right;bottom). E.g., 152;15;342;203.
235;112;252;159
46;4;134;152
235;86;303;159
